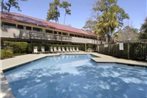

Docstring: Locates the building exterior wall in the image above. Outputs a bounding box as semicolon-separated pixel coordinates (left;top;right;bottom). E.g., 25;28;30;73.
1;18;100;51
1;20;99;43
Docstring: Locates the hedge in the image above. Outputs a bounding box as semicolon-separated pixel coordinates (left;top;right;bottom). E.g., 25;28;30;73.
98;43;147;61
4;41;28;53
1;49;14;59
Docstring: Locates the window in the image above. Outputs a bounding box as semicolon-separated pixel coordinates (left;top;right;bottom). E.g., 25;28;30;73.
26;26;32;30
2;22;16;28
33;27;42;31
17;25;24;29
62;33;67;35
70;34;75;37
58;32;61;35
77;35;81;37
46;29;53;33
54;31;57;34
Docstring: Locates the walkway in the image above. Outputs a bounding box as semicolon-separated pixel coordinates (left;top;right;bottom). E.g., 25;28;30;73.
91;53;147;67
1;53;60;71
0;72;15;98
1;52;147;71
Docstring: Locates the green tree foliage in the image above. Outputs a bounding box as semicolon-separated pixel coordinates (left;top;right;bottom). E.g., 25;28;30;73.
113;26;139;42
83;19;97;32
47;0;71;23
93;0;129;42
1;0;27;12
139;18;147;39
47;2;60;22
60;1;71;24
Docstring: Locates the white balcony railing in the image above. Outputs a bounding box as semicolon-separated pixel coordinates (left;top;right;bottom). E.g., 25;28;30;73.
71;37;98;44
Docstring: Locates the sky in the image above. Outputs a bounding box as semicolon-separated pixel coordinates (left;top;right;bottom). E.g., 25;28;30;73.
10;0;147;29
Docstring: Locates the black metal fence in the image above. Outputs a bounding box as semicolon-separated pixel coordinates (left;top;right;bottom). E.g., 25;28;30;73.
98;42;147;61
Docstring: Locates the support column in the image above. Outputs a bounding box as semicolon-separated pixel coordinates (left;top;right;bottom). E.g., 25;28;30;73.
85;43;87;51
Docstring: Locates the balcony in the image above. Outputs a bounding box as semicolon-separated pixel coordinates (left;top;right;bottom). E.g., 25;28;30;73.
1;27;99;44
71;37;98;44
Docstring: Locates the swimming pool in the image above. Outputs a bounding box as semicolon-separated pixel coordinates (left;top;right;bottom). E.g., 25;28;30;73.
4;54;147;98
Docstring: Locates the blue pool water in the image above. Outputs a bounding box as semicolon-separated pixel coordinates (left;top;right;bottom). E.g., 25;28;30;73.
4;54;147;98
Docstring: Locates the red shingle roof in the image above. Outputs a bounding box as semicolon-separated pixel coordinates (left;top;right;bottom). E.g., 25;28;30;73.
0;12;96;37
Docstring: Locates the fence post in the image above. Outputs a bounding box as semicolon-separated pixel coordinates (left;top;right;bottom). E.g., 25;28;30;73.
127;43;130;59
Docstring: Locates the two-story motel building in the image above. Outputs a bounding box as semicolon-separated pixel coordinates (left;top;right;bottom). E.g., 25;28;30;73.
1;12;99;52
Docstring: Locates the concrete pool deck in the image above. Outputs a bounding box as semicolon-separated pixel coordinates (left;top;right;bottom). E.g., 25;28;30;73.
1;52;87;71
1;52;147;71
0;72;15;98
90;52;147;67
1;53;60;71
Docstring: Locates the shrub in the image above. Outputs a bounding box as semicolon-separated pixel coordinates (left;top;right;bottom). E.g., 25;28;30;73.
16;42;28;53
4;41;28;53
79;44;85;51
1;49;14;59
27;43;33;53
